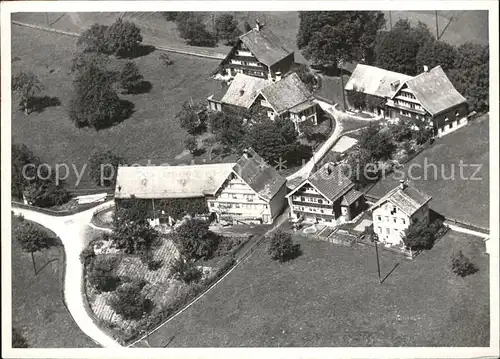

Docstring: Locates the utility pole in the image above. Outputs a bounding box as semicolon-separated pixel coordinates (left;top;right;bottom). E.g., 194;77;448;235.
340;70;347;111
372;233;381;283
435;11;439;39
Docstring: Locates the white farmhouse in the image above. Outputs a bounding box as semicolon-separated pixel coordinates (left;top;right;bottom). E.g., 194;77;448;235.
370;180;432;247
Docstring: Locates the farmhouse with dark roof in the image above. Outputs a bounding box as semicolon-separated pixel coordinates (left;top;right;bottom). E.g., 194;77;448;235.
218;20;295;80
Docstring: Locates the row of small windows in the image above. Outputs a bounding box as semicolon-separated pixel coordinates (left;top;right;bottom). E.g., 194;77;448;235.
211;202;267;209
294;205;329;214
376;215;406;225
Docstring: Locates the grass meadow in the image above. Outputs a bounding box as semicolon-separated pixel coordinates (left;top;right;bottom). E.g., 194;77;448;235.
135;230;489;347
367;114;490;228
11;215;97;347
11;25;221;191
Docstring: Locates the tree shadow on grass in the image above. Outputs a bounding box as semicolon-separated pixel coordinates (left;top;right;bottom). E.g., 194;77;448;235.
95;99;135;130
29;96;61;113
125;81;153;95
119;44;156;59
281;244;303;263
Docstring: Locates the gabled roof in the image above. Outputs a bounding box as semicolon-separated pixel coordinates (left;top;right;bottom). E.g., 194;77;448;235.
344;64;412;98
219;73;270;109
341;188;364;206
370;181;432;217
259;73;314;114
239;27;292;67
306;163;355;202
114;163;235;199
401;66;467;116
232;148;286;201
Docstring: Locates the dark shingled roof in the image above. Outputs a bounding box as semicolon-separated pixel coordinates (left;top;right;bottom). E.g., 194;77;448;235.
232;148;286;201
371;181;432;217
402;65;467;116
307;163;355;202
260;73;314;114
239;27;292;67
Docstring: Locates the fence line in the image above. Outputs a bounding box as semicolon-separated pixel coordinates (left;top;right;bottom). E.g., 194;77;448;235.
12;20;225;60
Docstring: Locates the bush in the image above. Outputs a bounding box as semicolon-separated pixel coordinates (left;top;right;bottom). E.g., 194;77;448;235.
79;244;96;265
159;52;173;66
87;255;121;292
12;327;28;348
268;230;300;262
147;259;163;271
171;218;220;260
108;280;153;320
451;250;478;277
169;257;202;283
402;219;444;251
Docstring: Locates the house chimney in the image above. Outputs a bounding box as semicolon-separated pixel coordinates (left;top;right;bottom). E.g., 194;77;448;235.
275;71;282;81
255;20;261;31
326;164;332;175
239;89;245;97
399;179;406;190
423;65;429;72
390;80;400;91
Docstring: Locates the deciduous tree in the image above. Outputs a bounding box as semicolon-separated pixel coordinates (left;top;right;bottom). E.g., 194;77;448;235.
107;18;143;57
450;250;478;277
77;23;109;53
177;14;217;47
89;150;125;187
171;218;220;260
120;61;144;94
16;222;54;275
215;14;242;46
268;230;300;262
12;71;44;115
108;280;153;320
69;62;123;129
297;11;385;67
416;40;457;72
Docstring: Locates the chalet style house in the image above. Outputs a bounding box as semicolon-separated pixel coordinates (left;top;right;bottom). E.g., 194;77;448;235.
114;148;286;225
345;64;468;137
207;72;318;132
219;20;294;80
370;180;432;247
285;163;365;226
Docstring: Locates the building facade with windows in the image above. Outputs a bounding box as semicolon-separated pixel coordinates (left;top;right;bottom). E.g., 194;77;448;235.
370;180;432;247
114;148;286;225
345;64;468;137
219;21;294;80
286;163;365;226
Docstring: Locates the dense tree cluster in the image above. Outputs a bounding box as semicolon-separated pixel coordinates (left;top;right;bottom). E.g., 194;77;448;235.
87;253;121;292
215;14;242;46
176;99;208;135
12;328;29;348
169;257;202;283
208;108;312;167
77;18;143;57
12;143;70;207
176;13;217;47
89;150;125;187
402;219;444;250
297;11;386;68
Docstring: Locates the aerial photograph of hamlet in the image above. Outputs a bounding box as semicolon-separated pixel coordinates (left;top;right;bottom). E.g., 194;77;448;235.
3;2;497;354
